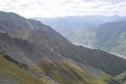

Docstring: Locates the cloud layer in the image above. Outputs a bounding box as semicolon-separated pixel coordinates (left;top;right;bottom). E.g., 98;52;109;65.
0;0;126;17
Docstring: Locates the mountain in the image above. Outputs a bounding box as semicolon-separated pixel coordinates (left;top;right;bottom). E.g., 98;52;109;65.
0;11;125;84
33;15;122;36
65;20;126;58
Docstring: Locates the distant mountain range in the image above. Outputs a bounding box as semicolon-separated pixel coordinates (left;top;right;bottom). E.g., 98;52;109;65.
34;16;126;59
0;11;126;84
33;15;123;36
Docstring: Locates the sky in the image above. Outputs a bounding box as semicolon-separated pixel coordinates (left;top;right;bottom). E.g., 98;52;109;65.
0;0;126;18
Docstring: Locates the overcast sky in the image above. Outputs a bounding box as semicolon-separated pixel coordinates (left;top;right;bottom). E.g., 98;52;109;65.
0;0;126;18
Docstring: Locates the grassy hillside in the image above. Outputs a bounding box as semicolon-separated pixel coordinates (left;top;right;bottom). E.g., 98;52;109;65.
0;55;56;84
0;54;120;84
38;58;120;84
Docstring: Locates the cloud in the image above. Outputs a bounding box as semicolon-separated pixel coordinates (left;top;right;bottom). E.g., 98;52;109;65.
0;0;126;17
102;0;126;3
83;0;126;3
